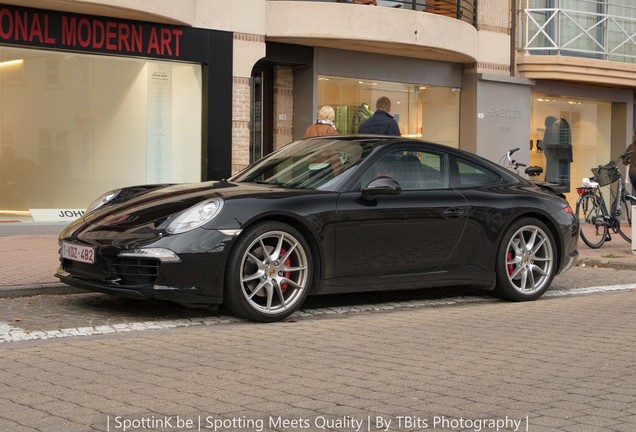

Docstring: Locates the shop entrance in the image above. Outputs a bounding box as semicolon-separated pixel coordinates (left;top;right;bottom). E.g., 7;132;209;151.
250;66;273;163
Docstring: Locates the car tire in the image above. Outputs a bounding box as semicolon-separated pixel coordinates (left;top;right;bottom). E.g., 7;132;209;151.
224;221;312;322
493;218;556;301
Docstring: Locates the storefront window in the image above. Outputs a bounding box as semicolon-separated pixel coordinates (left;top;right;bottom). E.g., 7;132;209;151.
0;46;202;223
530;94;611;206
317;76;460;147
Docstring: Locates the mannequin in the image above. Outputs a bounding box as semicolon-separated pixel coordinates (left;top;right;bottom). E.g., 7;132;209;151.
542;115;572;190
351;103;373;133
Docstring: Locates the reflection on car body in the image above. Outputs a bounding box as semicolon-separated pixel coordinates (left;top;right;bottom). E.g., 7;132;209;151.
56;136;579;322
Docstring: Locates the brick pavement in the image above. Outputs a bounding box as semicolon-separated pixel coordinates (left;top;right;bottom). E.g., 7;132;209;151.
0;235;61;287
1;291;635;431
1;265;633;337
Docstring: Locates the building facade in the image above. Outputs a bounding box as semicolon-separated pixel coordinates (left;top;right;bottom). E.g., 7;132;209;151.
0;0;634;233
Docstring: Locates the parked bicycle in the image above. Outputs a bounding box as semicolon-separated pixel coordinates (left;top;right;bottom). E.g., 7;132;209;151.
499;147;566;197
575;151;635;248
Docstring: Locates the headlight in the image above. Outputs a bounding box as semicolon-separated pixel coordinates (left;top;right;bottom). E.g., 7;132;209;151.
86;189;121;213
166;198;224;234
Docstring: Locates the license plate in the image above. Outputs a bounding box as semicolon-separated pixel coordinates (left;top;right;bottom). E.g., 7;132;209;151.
61;242;96;264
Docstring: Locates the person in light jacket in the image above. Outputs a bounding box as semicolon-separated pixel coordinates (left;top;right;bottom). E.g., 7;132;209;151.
304;105;338;138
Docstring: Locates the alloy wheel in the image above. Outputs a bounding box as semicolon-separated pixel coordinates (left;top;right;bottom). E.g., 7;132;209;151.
239;230;309;315
504;225;554;295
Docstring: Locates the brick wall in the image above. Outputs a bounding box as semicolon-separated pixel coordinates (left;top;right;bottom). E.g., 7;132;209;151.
475;0;512;75
232;76;250;174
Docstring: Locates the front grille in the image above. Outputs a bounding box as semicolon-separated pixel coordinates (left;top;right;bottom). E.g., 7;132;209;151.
63;256;160;287
112;258;160;285
64;260;108;281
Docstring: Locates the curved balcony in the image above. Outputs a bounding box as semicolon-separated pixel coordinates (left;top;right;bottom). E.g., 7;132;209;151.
266;0;478;63
3;0;196;24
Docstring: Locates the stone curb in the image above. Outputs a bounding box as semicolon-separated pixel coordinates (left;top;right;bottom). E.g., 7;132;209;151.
0;283;84;299
577;258;636;271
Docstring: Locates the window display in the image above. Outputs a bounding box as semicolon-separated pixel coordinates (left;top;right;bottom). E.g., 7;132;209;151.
530;94;611;206
317;76;460;147
0;46;202;223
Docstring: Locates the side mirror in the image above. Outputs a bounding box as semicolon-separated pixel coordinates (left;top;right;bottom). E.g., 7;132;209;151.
361;176;401;200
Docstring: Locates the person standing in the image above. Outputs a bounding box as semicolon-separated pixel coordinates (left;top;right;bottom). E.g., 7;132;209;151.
304;105;338;138
358;96;401;136
622;136;636;195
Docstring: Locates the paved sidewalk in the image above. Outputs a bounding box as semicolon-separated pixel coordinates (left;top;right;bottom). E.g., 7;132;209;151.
0;223;634;298
2;290;636;432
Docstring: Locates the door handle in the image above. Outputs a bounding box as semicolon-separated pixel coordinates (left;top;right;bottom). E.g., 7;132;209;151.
442;207;465;219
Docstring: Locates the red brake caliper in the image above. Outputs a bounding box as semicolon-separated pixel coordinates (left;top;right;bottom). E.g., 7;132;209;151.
507;251;514;275
280;249;291;293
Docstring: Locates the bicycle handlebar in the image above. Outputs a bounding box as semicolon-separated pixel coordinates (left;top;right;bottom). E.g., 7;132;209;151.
619;150;632;161
505;148;520;165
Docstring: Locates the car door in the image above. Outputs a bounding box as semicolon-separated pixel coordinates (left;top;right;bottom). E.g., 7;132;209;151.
332;147;468;288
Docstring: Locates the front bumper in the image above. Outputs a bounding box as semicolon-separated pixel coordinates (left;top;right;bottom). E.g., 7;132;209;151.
55;267;222;304
55;229;237;305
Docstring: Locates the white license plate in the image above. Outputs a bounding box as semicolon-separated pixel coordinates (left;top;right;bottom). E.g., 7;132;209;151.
61;242;96;264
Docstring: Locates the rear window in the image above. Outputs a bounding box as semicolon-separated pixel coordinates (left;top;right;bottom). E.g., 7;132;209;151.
453;157;501;187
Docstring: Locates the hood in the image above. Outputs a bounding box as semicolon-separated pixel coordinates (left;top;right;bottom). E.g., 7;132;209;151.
79;181;318;231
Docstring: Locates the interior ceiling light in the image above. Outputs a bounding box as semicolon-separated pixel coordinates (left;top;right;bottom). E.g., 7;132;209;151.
0;59;23;67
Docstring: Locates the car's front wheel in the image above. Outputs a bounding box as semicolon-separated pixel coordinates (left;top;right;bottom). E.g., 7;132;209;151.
224;221;312;322
493;218;556;301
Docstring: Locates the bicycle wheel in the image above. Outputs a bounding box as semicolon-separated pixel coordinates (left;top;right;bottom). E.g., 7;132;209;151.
615;197;633;243
576;192;608;249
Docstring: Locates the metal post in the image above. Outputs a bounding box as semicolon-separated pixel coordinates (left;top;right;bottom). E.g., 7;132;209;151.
633;205;636;252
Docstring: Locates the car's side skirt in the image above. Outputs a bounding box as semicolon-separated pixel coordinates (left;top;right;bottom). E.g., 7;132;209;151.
317;271;495;295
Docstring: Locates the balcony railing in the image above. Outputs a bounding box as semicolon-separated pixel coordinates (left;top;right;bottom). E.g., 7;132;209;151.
519;0;636;63
274;0;477;27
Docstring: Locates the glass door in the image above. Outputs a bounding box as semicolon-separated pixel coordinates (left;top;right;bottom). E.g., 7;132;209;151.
250;67;273;163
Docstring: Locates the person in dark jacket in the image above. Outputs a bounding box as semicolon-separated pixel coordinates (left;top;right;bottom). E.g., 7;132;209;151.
622;135;636;195
358;96;401;136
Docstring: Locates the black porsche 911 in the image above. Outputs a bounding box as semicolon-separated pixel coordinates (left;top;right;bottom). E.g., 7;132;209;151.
56;136;579;322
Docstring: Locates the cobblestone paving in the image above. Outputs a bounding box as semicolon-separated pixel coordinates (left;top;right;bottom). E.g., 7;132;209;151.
1;266;634;341
1;280;635;431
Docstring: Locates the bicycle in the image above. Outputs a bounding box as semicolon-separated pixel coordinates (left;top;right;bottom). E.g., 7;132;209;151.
575;151;635;248
499;147;566;197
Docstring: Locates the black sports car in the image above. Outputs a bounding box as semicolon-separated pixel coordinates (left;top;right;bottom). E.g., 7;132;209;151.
56;136;579;322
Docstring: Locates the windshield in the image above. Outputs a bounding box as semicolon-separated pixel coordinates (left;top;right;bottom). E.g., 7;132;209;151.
231;138;374;190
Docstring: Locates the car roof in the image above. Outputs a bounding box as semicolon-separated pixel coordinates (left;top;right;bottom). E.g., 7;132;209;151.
303;134;522;183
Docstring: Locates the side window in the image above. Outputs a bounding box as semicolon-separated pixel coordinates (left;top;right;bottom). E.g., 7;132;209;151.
361;148;449;190
453;157;501;187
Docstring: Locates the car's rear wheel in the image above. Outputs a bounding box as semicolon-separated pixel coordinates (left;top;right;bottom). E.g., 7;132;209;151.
493;218;556;301
224;221;312;322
